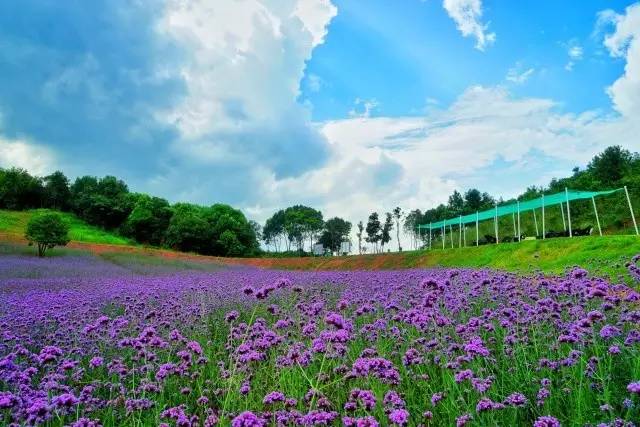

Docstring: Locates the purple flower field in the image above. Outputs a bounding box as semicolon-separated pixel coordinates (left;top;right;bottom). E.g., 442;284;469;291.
1;254;640;426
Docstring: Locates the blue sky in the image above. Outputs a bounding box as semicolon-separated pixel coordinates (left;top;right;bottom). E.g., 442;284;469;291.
0;0;639;245
301;0;628;120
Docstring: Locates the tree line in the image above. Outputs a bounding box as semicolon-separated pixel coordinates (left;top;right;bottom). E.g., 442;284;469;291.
261;206;352;255
0;169;260;257
403;145;640;248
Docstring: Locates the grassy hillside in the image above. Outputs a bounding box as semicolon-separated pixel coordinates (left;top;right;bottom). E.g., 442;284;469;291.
0;209;133;245
233;235;640;282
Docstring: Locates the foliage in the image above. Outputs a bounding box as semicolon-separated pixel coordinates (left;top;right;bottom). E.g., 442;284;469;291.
380;212;393;252
121;195;173;245
263;206;323;253
0;167;44;210
43;171;72;210
318;217;351;252
24;212;70;256
365;212;381;252
356;220;364;255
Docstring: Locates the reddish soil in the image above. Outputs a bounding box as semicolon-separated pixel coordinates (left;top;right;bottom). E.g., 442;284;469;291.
1;232;421;271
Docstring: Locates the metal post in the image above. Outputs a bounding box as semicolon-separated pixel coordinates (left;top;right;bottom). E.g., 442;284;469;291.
459;215;462;248
495;204;499;244
475;211;479;246
533;208;539;237
517;200;521;242
560;202;566;231
591;196;602;237
442;222;445;250
463;225;466;247
449;223;454;248
512;212;517;238
542;194;545;240
429;223;432;249
565;187;572;237
625;185;639;235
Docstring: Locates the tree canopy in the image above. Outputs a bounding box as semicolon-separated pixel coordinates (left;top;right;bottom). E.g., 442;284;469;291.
25;212;70;257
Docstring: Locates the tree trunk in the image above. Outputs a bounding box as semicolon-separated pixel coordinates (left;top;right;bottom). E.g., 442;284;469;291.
37;243;46;257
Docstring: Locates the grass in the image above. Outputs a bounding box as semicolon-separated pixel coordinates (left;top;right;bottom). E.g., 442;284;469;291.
0;209;133;245
236;235;640;282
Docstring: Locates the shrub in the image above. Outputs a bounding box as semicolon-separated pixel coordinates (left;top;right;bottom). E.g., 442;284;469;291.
25;212;70;257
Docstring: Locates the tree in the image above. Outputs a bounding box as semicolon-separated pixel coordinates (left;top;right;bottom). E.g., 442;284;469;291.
365;212;381;253
588;145;633;186
448;190;464;216
204;203;260;256
0;167;44;210
43;171;71;210
164;205;213;254
403;209;421;250
356;220;364;255
380;212;393;252
70;175;132;229
463;189;483;213
392;207;403;251
25;212;70;257
263;210;286;252
121;195;172;245
318;217;351;253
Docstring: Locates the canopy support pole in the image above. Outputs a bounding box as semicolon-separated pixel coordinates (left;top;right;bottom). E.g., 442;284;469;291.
560;202;566;231
517;200;521;242
512;212;517;237
429;223;432;250
591;196;602;237
495;204;499;244
459;215;462;248
463;225;466;247
533;209;539;237
625;185;639;235
565;187;572;237
542;194;545;240
475;211;479;246
441;222;445;250
449;223;454;248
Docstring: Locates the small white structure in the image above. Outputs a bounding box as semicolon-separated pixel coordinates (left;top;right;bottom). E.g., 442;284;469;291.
313;243;325;256
339;241;351;255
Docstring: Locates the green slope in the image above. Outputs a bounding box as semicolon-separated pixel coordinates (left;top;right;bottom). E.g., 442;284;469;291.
0;209;133;245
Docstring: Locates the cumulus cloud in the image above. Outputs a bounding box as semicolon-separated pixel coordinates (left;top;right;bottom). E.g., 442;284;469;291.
157;0;337;179
442;0;496;51
599;3;640;117
0;136;56;175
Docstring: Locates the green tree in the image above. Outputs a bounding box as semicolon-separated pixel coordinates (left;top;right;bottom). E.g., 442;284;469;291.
121;195;172;245
263;210;286;252
464;189;483;212
164;205;213;253
365;212;381;253
25;212;70;257
356;220;364;255
0;167;44;210
380;212;393;252
43;171;71;210
318;217;351;253
392;207;403;251
70;175;132;228
588;145;633;186
204;203;259;256
448;190;464;215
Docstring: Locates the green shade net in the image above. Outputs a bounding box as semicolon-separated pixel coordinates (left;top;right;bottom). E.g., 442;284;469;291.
418;188;623;230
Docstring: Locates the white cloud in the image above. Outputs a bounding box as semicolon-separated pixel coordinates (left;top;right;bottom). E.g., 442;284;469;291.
348;98;380;118
442;0;496;51
564;42;584;71
0;136;56;175
155;0;337;177
600;3;640;117
506;65;535;84
238;83;639;251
